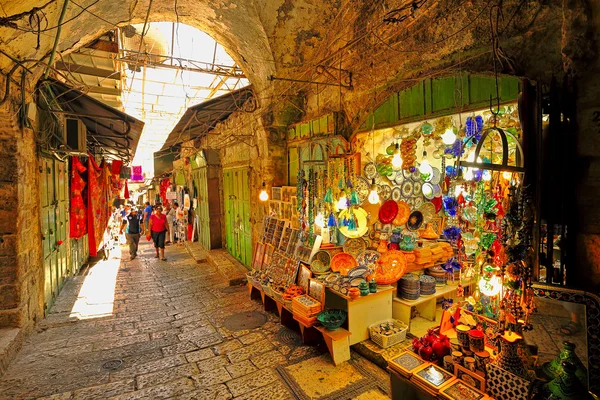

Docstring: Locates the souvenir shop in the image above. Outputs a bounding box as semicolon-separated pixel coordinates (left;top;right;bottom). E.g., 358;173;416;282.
246;74;598;399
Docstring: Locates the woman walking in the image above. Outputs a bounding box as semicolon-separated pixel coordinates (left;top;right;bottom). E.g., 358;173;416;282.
147;205;169;261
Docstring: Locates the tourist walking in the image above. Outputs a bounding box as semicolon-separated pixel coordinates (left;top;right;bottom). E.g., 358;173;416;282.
167;202;178;244
142;201;153;233
120;206;143;260
147;205;169;261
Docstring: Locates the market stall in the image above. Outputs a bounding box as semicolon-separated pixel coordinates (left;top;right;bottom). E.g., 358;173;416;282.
246;90;596;399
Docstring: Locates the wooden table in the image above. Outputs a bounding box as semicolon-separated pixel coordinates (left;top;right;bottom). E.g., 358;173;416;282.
325;286;394;345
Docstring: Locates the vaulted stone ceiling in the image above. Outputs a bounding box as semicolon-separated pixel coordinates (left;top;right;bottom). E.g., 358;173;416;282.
0;0;589;128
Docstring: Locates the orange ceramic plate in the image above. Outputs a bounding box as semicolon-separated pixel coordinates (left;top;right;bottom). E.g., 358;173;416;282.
330;252;359;276
372;250;407;285
393;201;411;226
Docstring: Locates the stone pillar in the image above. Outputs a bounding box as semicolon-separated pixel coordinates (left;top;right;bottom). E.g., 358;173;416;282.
0;78;44;331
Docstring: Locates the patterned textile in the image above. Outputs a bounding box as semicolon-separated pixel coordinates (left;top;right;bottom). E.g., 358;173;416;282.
131;165;143;181
69;157;87;239
87;157;110;256
124;179;129;199
159;178;170;205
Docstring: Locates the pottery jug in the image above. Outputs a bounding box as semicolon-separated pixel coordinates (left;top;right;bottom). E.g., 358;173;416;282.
542;341;587;388
544;362;592;400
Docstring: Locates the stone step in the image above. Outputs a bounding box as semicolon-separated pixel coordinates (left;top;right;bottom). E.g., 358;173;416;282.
183;243;248;286
0;328;23;377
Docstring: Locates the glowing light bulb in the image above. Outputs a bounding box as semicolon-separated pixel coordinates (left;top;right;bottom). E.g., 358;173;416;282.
464;168;474;181
337;194;348;210
503;171;512;180
482;170;492;181
259;182;269;201
391;143;403;169
419;159;433;177
315;212;324;228
478;275;502;297
368;179;379;204
441;128;457;145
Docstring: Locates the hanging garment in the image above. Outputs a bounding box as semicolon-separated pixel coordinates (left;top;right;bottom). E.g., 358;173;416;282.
69;156;87;239
87;156;111;256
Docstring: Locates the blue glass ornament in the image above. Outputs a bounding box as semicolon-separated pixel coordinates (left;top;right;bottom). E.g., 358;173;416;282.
443;196;459;217
327;212;337;227
442;226;461;242
445;166;457;178
421;122;434;135
409;166;416;173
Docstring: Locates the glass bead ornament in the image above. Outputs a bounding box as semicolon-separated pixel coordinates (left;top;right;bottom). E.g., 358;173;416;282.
421;121;434;135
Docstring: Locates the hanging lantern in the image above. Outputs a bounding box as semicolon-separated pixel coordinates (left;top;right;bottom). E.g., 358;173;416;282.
457;127;525;173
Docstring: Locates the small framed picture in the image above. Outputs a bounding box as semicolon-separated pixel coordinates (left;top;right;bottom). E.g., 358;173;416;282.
431;216;445;236
454;364;486;392
309;279;325;305
272;187;282;201
297;263;312;293
269;201;281;217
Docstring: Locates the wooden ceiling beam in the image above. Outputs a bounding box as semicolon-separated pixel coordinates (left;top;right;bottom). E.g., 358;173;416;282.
54;61;121;80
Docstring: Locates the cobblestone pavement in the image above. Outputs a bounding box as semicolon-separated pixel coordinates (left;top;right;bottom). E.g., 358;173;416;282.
0;241;389;399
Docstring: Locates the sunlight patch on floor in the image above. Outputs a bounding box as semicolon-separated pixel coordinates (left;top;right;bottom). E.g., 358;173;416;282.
69;246;121;319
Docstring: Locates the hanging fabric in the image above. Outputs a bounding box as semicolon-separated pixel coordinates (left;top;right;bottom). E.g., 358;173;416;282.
87;156;110;256
132;165;143;181
70;156;87;239
120;165;131;179
124;180;130;199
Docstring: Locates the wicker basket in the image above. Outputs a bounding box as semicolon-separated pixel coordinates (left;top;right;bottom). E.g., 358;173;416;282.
369;319;408;348
272;289;284;303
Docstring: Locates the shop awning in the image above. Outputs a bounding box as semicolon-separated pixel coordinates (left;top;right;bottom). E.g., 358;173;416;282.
159;86;254;152
42;79;144;163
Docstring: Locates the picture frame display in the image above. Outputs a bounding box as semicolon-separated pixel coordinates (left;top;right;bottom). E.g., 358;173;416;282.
297;263;312;293
252;242;266;271
454;364;486;393
308;278;325;305
272;187;282;201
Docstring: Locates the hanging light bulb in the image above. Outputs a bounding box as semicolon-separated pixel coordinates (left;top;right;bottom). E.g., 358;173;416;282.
478;275;502;297
337;193;348;210
368;178;380;204
502;171;512;180
391;143;403;169
419;151;433;177
315;212;325;228
482;170;492;181
259;182;269;201
441;128;457;145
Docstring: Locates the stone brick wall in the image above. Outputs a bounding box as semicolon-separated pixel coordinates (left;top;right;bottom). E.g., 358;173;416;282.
0;89;44;330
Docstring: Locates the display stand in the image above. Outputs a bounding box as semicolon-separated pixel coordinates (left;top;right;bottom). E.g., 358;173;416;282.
392;281;475;332
388;367;435;400
315;325;351;365
325;286;394;345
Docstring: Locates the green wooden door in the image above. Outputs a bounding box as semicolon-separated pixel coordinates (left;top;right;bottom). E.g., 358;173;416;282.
193;167;212;250
223;167;251;267
39;157;69;313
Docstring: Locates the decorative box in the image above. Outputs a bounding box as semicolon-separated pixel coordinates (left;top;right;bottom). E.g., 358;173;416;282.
439;378;490;400
410;363;456;395
388;351;429;378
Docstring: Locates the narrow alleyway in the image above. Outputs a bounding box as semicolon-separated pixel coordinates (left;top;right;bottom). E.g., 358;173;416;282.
0;241;390;400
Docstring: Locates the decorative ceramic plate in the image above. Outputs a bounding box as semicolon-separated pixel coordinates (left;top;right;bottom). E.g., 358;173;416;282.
422;182;434;200
314;250;331;267
433;184;442;197
330;252;358;276
348;266;369;279
354;176;370;205
350;277;365;287
378;184;392;201
407;210;424;231
379;199;399;224
431;167;441;185
362;202;381;226
311;259;329;274
343;237;367;258
356;250;380;271
403;169;413;180
364;162;377;179
394;170;404;185
413;181;422;196
372;250;407;285
401;180;414;198
414;197;423;208
406;198;415;208
411;169;421;181
394;201;411;226
418;202;436;223
325;273;340;285
391;187;402;202
338;207;369;238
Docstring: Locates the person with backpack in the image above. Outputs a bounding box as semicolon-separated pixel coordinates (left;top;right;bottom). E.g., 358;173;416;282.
120;206;143;260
